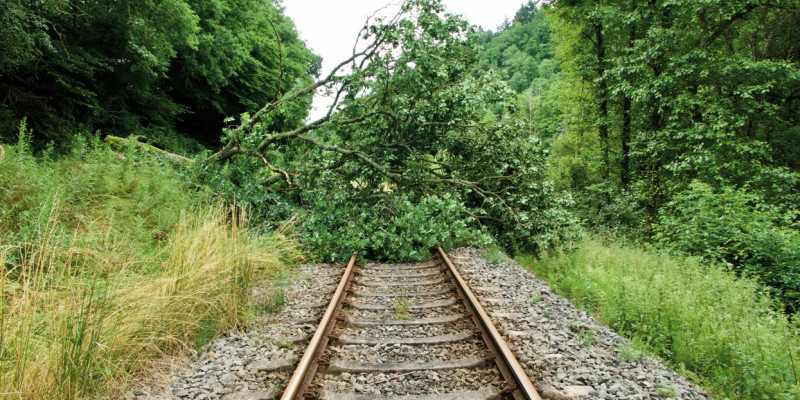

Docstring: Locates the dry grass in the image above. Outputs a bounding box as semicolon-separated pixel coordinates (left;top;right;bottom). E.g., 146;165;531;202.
0;202;300;399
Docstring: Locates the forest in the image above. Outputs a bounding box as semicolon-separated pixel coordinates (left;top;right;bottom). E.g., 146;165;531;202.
1;0;799;398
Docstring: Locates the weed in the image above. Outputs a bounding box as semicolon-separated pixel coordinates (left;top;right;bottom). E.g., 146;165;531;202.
396;313;413;320
619;343;646;361
570;322;597;347
193;313;223;349
254;288;285;316
529;292;542;304
269;381;285;392
657;386;676;397
392;298;411;315
569;319;585;332
482;244;509;264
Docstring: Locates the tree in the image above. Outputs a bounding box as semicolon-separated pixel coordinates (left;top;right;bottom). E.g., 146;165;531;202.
472;3;556;94
514;1;538;24
548;0;800;315
0;0;317;151
167;0;320;146
204;0;575;259
0;0;200;142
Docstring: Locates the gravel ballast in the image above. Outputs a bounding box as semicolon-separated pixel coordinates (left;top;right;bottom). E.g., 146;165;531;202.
131;249;710;400
447;247;710;400
129;262;345;400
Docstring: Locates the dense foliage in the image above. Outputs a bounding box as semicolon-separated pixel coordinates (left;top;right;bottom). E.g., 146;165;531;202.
1;0;573;260
473;1;556;94
558;0;800;309
473;0;800;309
4;0;800;397
655;182;800;305
203;0;576;261
0;0;318;148
476;5;800;395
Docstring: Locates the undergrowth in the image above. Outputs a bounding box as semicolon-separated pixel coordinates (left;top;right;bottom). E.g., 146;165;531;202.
518;239;800;400
0;134;301;398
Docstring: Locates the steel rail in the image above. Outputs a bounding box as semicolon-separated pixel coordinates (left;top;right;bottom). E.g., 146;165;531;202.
281;251;358;400
437;246;542;400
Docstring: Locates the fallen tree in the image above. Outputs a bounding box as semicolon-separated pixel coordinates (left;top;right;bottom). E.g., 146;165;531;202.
104;135;195;167
202;0;576;260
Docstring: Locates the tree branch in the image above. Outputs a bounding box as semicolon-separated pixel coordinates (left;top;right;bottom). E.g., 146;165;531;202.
260;156;299;188
267;18;285;99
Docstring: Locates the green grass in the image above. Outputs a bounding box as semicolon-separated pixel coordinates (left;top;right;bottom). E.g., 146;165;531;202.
518;239;800;400
253;288;286;316
657;386;677;397
0;137;302;398
618;341;646;362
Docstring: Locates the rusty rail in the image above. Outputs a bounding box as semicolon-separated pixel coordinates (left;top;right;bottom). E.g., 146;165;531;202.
282;248;541;399
437;246;542;400
281;251;358;400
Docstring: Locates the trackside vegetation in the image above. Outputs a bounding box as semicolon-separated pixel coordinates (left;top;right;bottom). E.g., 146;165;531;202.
0;135;301;398
519;240;800;399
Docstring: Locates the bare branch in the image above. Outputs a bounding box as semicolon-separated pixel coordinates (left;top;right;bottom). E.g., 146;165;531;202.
260;156;299;187
267;18;285;99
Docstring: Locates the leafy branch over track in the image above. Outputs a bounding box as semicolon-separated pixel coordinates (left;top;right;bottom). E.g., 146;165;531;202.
202;0;576;259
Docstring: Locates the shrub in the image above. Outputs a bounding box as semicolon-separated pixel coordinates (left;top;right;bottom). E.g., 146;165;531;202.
655;181;800;309
580;182;647;240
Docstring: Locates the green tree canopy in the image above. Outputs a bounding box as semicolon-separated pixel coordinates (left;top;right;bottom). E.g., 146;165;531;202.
203;0;575;260
473;3;556;93
0;0;317;149
546;0;800;313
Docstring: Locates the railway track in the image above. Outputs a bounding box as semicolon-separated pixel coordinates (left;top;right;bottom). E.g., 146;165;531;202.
280;247;542;400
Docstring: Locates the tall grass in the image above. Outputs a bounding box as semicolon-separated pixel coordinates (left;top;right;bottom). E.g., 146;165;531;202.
519;240;800;400
0;137;301;398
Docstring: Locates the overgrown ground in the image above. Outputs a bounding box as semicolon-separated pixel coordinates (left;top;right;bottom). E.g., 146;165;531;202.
518;239;800;400
0;135;301;398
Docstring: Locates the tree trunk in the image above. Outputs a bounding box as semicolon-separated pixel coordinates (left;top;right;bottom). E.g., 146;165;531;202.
594;22;610;181
621;26;635;190
103;135;194;167
621;95;631;190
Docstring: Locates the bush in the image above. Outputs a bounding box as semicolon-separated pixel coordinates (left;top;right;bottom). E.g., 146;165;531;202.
187;151;301;233
655;181;800;309
580;182;647;240
520;240;800;400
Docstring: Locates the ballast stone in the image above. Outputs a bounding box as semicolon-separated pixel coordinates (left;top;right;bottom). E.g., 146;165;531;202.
246;358;293;373
221;389;277;400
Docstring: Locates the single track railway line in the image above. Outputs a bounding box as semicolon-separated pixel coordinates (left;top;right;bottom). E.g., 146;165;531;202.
280;247;542;400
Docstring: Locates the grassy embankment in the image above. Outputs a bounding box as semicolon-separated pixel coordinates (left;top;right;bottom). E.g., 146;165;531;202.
0;133;301;398
518;240;800;400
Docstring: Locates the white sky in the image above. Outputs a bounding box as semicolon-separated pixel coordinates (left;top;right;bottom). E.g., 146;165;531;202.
282;0;527;119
